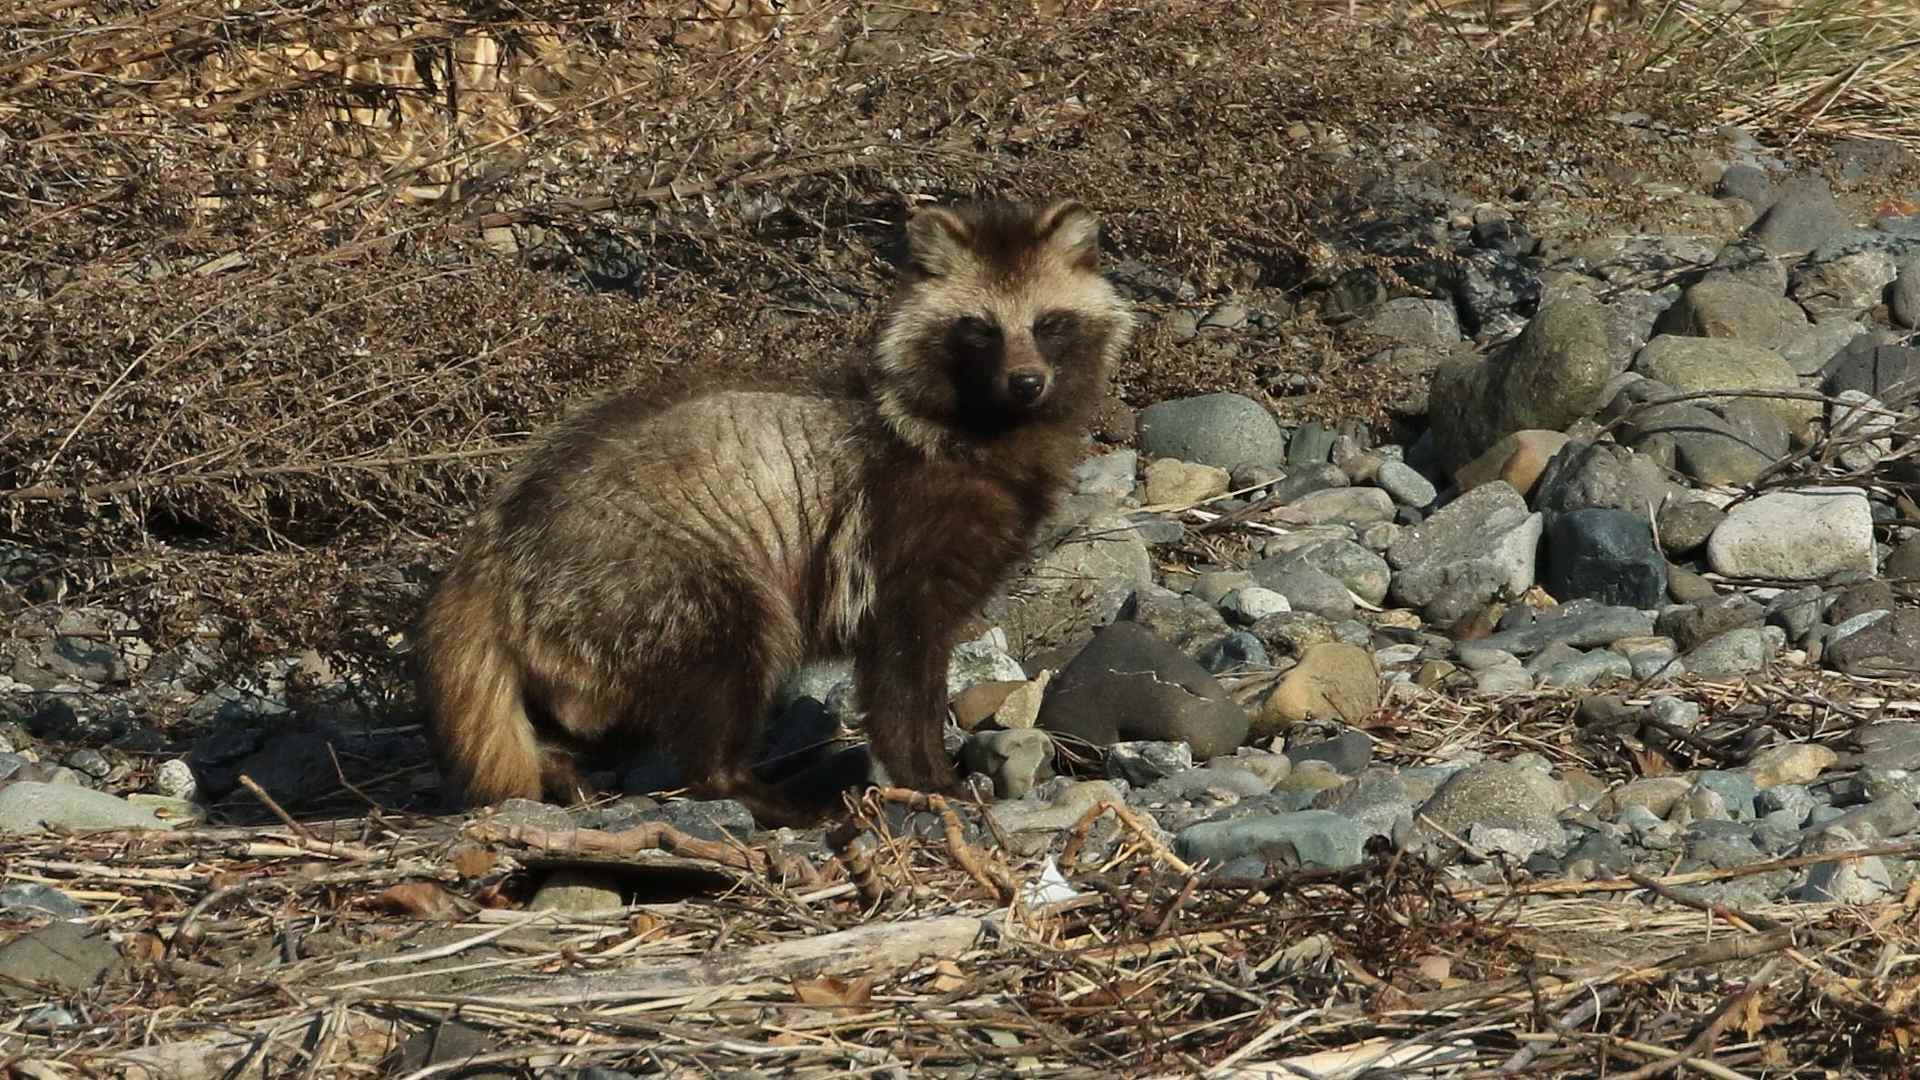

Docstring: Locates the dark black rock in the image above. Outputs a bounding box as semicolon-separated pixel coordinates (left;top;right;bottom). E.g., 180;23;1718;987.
1823;336;1920;409
1656;500;1726;558
1543;508;1667;608
1036;622;1250;759
1282;729;1374;775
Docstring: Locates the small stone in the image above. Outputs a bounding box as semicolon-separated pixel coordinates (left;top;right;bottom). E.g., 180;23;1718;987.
1756;784;1817;824
960;729;1057;799
1893;251;1920;328
1286;421;1337;466
1476;601;1656;657
1823;337;1920;409
1707;487;1876;580
1073;449;1138;498
1791;246;1899;321
1374;460;1438;508
151;758;198;801
1475;663;1534;695
1537;650;1632;689
1143;457;1230;506
0;883;86;920
1795;827;1895;903
1251;563;1355;621
1428;296;1614;471
1248;610;1341;659
1748;178;1848;253
1105;741;1194;787
1659;594;1766;652
1284;487;1396;527
1220;587;1291;625
0;921;121;996
1656;500;1726;558
1283;729;1375;775
1685;628;1776;675
1744;743;1838;789
1137;393;1288;471
1362;297;1461;347
1452;430;1571;497
1196;631;1269;674
1254;644;1383;738
529;869;626;914
1257;540;1391;607
1765;586;1830;641
1174;810;1376;870
1601;776;1694;819
1417;762;1569;854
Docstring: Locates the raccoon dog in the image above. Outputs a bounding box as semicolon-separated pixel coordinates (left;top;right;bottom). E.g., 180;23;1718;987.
417;198;1135;825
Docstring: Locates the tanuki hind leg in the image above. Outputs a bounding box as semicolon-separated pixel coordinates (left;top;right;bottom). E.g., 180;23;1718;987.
679;662;836;828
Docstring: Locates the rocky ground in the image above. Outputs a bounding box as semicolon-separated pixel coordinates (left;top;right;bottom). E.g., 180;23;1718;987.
6;7;1920;1074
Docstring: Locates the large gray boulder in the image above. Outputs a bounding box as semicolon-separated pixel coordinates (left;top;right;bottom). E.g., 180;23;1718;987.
1428;296;1614;471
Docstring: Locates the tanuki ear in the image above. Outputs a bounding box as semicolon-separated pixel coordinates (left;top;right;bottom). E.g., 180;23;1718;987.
905;205;973;277
1037;199;1101;271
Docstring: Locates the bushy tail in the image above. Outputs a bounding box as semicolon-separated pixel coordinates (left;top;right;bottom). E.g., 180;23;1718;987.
418;567;543;806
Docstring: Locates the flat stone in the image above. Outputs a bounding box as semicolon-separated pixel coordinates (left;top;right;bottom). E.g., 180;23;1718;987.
1748;178;1849;253
1256;540;1390;607
1105;741;1195;787
1533;438;1677;521
1706;487;1875;580
1375;459;1438;508
1653;278;1807;341
1536;649;1633;689
1658;593;1766;652
1220;586;1292;625
528;869;626;914
1791;247;1898;321
1174;810;1376;870
0;921;121;998
1476;601;1657;657
1777;319;1869;376
1250;562;1355;621
1284;486;1396;527
0;782;176;835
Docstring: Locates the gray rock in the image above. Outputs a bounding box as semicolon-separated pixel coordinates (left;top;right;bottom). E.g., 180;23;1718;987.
0;782;175;835
1197;631;1269;674
1542;508;1666;608
1829;390;1896;471
150;758;199;802
1656;500;1725;558
1219;586;1291;626
1476;601;1657;657
1455;643;1520;671
1249;563;1355;621
1417;761;1569;854
1036;622;1250;759
1375;460;1438;509
1310;769;1415;840
1706;487;1876;580
1072;449;1138;498
1362;297;1461;347
1653;278;1807;341
1286;421;1337;466
1283;730;1374;775
1429;295;1615;471
1807;797;1919;843
1619;638;1682;682
1856;723;1920;770
948;633;1028;698
960;729;1056;800
1826;608;1920;676
1257;540;1390;607
1704;236;1787;293
1391;512;1543;626
1632;335;1815;441
1795;827;1895;903
1692;771;1760;820
1716;164;1772;208
1658;593;1766;652
1749;178;1849;253
1532;439;1676;522
0;921;121;997
1141;766;1273;805
1105;741;1194;787
0;883;86;920
1790;247;1898;321
1137;393;1288;471
1822;337;1920;409
1285;487;1396;527
1537;649;1633;689
1620;396;1774;488
1174;810;1378;870
1777;319;1868;376
1269;463;1349;504
1893;251;1920;328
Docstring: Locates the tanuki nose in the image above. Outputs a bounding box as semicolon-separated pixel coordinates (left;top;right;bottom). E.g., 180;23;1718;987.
1008;371;1046;404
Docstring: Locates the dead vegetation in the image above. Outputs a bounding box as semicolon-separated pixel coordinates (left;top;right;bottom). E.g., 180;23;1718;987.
5;678;1920;1078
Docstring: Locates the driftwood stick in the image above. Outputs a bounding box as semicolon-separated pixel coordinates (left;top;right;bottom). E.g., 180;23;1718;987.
377;913;991;1006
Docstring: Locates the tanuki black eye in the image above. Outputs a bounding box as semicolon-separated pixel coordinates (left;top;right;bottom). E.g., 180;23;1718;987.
1033;311;1078;344
950;316;1001;352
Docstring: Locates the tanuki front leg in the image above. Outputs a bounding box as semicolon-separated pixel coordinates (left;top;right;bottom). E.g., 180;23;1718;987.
856;627;961;795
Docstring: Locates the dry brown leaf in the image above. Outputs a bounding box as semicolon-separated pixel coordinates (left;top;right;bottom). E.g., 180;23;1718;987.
1630;746;1677;777
366;882;472;921
791;973;875;1006
450;846;497;878
927;959;968;993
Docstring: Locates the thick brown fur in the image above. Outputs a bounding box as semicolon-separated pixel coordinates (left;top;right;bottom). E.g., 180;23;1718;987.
417;198;1135;826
